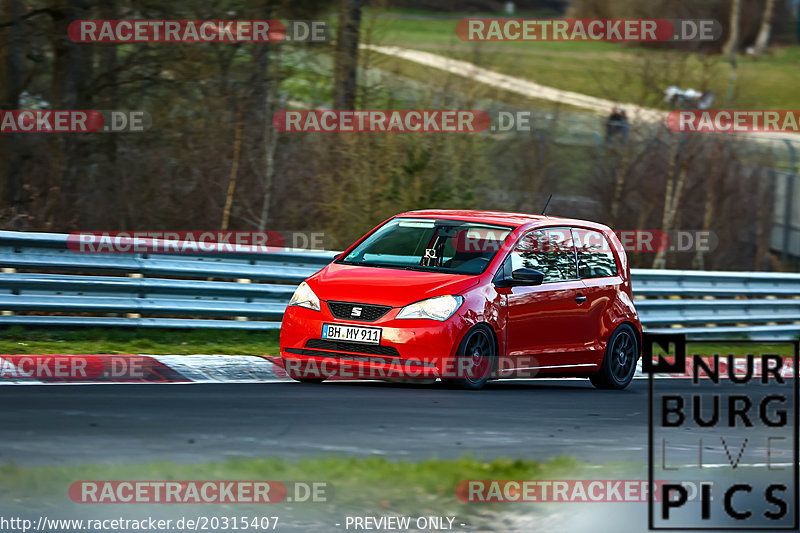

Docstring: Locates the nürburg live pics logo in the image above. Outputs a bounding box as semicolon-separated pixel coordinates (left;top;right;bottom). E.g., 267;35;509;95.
645;334;798;530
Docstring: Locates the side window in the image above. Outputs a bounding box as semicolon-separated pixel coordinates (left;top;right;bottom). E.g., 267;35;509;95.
573;228;618;278
510;228;576;282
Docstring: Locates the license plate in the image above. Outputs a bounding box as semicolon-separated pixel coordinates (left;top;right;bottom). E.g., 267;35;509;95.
322;323;381;345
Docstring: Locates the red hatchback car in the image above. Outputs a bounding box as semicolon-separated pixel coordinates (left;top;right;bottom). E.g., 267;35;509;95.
280;210;642;390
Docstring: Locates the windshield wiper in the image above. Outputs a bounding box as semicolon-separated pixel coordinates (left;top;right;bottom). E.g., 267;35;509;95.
401;265;442;272
338;261;462;274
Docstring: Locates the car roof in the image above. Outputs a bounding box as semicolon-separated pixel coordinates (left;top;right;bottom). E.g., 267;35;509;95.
395;209;609;231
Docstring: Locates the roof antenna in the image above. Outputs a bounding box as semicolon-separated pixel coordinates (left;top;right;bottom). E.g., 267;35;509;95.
541;194;553;216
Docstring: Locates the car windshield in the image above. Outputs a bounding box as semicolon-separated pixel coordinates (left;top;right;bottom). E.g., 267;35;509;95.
338;218;513;275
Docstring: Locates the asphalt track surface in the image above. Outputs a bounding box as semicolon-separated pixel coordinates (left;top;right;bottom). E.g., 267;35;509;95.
2;379;789;467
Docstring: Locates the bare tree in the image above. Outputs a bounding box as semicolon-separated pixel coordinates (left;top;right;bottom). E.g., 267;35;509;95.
652;133;689;269
256;41;280;231
45;0;94;229
753;0;776;57
722;0;741;105
333;0;362;109
221;111;244;231
1;0;23;216
691;140;722;269
722;0;741;59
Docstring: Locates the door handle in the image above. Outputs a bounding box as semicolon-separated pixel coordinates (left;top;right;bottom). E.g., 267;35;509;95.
575;295;587;304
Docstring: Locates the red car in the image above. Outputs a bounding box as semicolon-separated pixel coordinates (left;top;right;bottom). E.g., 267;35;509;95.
280;210;642;390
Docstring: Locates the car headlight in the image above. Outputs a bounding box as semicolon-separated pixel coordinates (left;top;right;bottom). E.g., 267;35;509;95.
288;281;320;311
396;295;463;321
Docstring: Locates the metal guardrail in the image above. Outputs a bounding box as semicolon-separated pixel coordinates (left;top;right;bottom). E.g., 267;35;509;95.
1;231;799;339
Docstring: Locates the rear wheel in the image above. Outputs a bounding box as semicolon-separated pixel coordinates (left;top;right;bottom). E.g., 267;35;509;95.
590;324;639;390
444;325;496;390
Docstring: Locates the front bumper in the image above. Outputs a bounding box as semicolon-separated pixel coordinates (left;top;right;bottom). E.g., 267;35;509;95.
279;303;466;380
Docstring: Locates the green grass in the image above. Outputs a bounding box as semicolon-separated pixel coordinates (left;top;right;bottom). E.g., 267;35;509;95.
364;12;800;111
688;343;796;357
0;455;587;516
0;327;279;356
364;50;591;114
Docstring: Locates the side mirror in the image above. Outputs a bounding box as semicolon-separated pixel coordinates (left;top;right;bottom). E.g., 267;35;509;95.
333;252;344;262
511;268;544;286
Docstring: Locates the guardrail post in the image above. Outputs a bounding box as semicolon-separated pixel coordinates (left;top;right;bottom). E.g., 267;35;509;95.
2;268;15;317
782;139;796;267
235;278;251;321
127;273;143;318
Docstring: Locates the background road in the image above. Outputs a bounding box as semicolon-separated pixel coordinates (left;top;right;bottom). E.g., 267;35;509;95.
363;44;800;148
2;379;787;467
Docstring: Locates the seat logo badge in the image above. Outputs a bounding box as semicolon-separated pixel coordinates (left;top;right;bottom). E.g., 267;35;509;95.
351;307;362;317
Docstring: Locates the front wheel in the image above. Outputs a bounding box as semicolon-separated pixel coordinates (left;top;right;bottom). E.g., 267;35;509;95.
443;325;496;390
590;324;639;390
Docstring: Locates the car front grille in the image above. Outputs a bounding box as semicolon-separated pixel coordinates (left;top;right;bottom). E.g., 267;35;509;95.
327;301;391;322
305;338;399;356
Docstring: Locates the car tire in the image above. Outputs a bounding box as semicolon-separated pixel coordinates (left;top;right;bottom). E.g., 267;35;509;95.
443;325;496;390
590;324;639;390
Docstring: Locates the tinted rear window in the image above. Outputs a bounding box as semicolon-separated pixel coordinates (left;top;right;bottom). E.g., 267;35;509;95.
573;228;618;278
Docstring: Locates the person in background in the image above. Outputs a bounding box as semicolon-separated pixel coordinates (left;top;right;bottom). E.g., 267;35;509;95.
618;108;630;143
605;107;624;143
